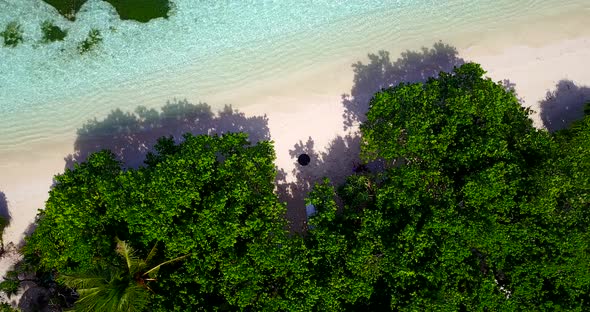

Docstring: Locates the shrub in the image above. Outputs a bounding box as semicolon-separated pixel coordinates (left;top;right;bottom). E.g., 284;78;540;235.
0;279;19;298
1;21;24;47
0;303;18;312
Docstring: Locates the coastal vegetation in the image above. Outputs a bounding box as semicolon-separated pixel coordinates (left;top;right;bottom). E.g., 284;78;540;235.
0;303;17;312
308;63;590;310
42;0;171;22
4;63;590;310
23;133;298;310
59;238;189;311
0;271;19;299
1;21;23;48
40;20;67;43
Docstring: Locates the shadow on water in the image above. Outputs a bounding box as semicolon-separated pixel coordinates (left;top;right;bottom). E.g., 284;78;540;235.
540;80;590;132
341;41;465;130
65;99;271;170
42;0;171;22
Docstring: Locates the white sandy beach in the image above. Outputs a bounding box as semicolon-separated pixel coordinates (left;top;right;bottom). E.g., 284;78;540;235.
1;6;590;306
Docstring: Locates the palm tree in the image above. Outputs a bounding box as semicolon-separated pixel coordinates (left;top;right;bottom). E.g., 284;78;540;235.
59;238;188;312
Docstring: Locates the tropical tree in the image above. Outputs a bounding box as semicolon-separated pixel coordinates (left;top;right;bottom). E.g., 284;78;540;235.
307;63;590;310
23;63;590;310
24;133;307;310
59;238;188;312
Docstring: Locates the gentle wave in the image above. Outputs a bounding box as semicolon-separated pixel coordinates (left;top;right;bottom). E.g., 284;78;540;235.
0;0;588;150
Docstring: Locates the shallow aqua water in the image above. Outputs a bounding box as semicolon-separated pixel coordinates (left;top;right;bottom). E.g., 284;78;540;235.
0;0;588;147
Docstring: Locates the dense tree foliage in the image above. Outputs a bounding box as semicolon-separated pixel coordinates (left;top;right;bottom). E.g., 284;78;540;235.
20;63;590;311
307;63;590;310
24;133;307;310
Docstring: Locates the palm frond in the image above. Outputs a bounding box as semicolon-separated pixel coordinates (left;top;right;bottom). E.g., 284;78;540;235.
143;253;190;277
118;284;150;312
65;239;188;311
144;242;159;265
115;237;140;275
72;288;104;312
135;243;159;274
59;272;108;290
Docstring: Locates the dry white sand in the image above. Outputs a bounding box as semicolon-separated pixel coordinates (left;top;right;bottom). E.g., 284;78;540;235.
462;36;590;128
2;23;590;307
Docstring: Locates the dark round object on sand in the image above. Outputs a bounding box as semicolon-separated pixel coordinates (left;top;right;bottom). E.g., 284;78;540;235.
298;154;311;166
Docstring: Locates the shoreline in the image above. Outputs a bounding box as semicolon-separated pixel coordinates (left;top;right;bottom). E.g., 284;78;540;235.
1;2;588;143
2;17;590;282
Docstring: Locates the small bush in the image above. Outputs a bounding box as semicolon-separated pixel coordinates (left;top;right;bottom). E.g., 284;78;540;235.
77;28;102;54
0;270;21;299
0;303;18;312
41;20;67;43
0;280;19;298
1;21;24;47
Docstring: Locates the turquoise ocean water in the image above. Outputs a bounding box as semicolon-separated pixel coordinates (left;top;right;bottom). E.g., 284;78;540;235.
0;0;588;149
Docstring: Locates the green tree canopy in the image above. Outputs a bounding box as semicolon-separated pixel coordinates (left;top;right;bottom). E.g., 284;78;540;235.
58;238;188;312
24;133;307;310
307;63;590;310
22;63;590;311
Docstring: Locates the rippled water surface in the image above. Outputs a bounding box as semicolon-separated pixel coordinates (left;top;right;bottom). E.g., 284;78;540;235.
0;0;588;147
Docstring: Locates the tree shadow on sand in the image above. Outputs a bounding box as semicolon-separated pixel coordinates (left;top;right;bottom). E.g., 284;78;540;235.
280;42;463;231
0;192;9;227
64;99;271;170
63;99;305;229
0;191;11;251
63;42;471;232
276;135;374;231
341;41;465;130
540;80;590;132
